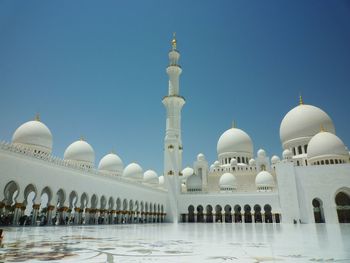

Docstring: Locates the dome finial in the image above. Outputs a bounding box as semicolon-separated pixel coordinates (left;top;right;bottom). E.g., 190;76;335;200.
80;135;85;141
299;94;304;105
320;124;325;132
34;113;40;121
171;32;177;50
232;120;236;128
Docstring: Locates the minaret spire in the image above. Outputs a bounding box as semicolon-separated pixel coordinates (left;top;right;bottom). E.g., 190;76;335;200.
163;34;186;223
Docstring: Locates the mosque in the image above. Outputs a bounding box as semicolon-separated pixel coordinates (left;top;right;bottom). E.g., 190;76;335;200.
0;36;349;226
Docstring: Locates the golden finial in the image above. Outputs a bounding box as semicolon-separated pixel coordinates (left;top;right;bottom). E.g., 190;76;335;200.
110;149;115;154
80;135;85;141
232;120;236;128
299;94;304;105
320;124;325;132
171;32;177;50
34;113;40;121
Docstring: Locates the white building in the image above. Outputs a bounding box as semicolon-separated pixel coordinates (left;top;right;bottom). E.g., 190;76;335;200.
1;36;349;226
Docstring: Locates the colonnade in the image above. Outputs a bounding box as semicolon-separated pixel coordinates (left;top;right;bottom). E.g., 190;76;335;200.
0;201;166;226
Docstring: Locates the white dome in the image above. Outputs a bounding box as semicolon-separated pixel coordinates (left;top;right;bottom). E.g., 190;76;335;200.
210;164;215;171
122;162;143;179
197;153;205;161
12;119;53;153
308;132;348;161
230;158;237;166
257;149;266;158
98;153;123;174
249;158;256;166
182;167;194;178
280;104;335;148
158;175;165;185
282;149;292;159
143;170;159;184
64;139;95;165
217;128;253;156
271;155;280;164
255;171;274;187
219;173;237;190
186;175;202;191
214;161;220;167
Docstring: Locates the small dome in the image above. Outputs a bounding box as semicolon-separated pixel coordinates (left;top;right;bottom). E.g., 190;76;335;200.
219;173;237;190
197;153;205;161
214;160;220;167
182;167;194;178
230;158;237;166
249;158;256;166
271;155;280;164
280;104;335;148
159;175;165;185
282;149;292;160
122;162;143;179
98;153;123;174
255;171;274;188
257;149;266;158
217;128;253;156
12;119;53;154
143;170;159;184
308;131;348;162
64;139;95;166
210;164;215;171
186;175;202;191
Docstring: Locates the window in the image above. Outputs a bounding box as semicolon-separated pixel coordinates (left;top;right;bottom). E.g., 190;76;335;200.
237;157;241;163
293;148;296;156
325;160;329;165
305;160;308;166
304;145;308;153
297;160;300;166
330;160;334;164
321;160;324;165
335;160;338;164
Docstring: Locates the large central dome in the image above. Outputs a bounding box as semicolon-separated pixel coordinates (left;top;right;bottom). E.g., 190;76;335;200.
217;128;253;156
280;104;335;148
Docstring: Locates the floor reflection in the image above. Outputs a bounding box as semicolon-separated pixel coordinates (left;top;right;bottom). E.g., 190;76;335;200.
0;224;349;262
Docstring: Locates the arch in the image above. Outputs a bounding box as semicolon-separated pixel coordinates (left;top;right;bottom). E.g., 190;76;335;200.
116;198;121;211
40;187;53;206
80;192;89;209
197;205;204;222
108;197;115;210
224;205;232;223
244;204;252;223
145;202;148;213
234;205;242;222
335;188;350;223
215;205;222;223
206;205;213;223
264;204;272;223
188;205;195;222
140;201;144;213
123;199;128;211
254;204;262;223
56;189;66;208
24;184;37;206
69;191;78;209
100;195;107;209
90;194;98;209
312;198;325;223
3;180;20;205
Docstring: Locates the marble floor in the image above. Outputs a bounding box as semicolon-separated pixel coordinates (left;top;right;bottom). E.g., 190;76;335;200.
0;223;349;262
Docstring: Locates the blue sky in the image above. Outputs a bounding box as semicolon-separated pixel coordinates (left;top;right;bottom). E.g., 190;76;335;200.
0;1;349;174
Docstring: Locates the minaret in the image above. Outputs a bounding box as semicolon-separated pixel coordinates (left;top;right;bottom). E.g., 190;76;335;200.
163;33;185;223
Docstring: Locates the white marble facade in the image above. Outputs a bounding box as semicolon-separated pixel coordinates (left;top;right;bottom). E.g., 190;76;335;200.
1;36;350;226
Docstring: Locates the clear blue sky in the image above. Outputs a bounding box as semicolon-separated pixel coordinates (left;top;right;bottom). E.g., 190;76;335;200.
0;0;349;174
